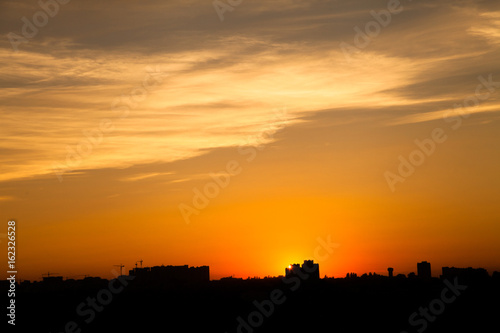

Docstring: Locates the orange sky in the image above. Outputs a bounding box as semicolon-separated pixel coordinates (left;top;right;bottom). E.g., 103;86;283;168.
1;0;500;281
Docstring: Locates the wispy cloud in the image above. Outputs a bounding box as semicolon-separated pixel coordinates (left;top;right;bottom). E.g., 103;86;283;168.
387;104;500;126
1;0;499;183
467;12;500;46
121;172;175;182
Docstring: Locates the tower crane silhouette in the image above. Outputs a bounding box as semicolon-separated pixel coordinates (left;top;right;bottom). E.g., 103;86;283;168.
114;264;125;276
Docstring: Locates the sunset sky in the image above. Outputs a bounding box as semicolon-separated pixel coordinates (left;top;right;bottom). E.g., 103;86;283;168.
1;0;500;281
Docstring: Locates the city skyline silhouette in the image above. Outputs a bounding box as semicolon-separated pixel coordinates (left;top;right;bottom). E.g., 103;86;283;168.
13;259;499;284
4;258;499;332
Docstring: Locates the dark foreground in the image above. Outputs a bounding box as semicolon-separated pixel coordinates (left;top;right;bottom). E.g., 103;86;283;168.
3;274;499;333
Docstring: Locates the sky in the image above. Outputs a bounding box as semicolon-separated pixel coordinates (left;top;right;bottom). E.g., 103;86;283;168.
1;0;500;281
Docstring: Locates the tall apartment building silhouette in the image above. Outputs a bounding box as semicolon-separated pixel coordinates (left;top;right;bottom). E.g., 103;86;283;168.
285;260;320;280
417;261;431;279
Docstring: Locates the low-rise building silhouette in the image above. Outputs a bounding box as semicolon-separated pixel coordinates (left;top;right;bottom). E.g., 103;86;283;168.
42;276;64;284
128;264;209;285
441;266;489;281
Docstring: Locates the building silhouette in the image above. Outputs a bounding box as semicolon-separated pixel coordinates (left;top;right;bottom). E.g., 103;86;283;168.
417;261;431;279
285;260;320;280
441;266;489;281
388;267;394;278
42;276;64;284
128;264;209;285
285;263;300;275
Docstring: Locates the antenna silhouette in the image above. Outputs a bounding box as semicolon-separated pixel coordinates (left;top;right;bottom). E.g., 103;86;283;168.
135;260;143;269
114;264;125;276
42;272;59;278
